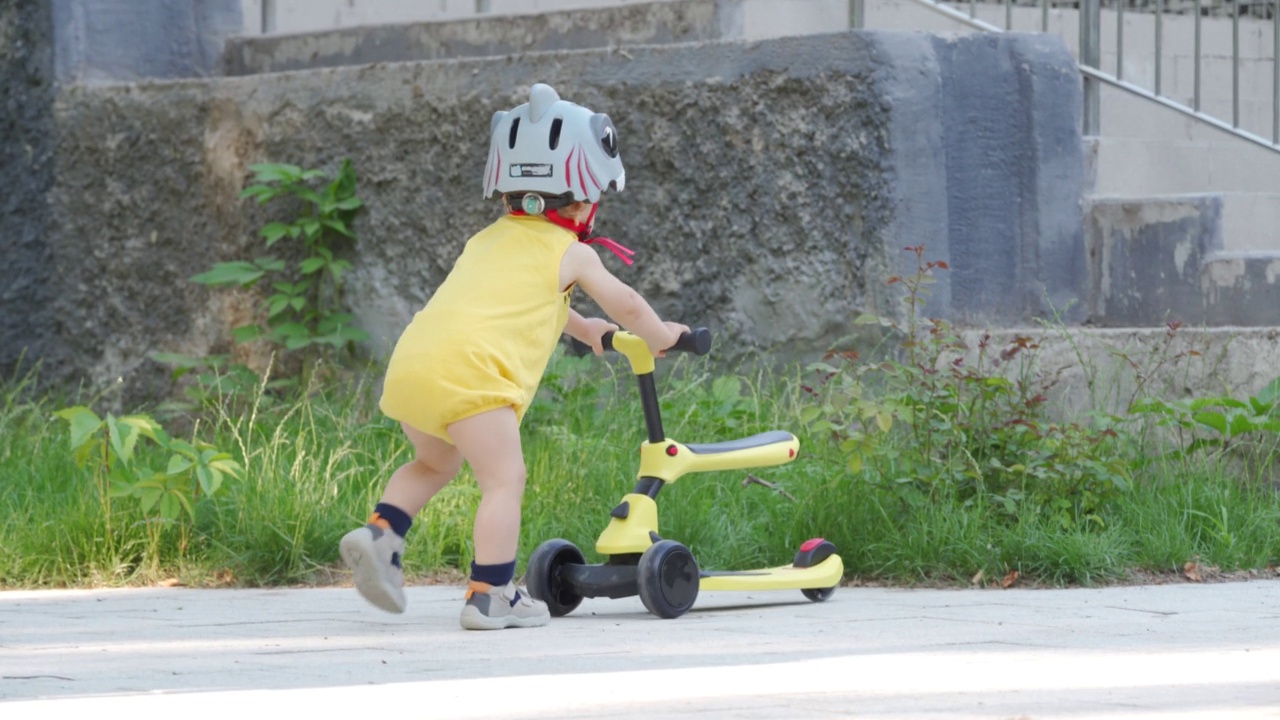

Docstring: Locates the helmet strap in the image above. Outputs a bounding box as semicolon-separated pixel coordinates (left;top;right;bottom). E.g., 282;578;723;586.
509;203;635;266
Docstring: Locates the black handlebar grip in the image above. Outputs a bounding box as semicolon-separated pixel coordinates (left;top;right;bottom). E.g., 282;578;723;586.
673;327;712;355
598;328;712;355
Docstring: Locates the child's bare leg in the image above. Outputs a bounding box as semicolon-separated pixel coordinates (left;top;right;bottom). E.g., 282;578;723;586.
447;407;526;566
380;422;463;516
448;406;549;629
340;423;460;614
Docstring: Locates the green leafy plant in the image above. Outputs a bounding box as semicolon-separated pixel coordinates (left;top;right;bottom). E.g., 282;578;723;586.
1129;375;1280;460
802;246;1131;530
53;406;243;563
192;159;367;355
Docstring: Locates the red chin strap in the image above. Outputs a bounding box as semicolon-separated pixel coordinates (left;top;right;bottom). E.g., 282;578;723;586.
510;204;635;266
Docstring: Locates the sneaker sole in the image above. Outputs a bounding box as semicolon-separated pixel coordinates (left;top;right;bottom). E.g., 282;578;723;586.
459;604;550;631
339;531;406;614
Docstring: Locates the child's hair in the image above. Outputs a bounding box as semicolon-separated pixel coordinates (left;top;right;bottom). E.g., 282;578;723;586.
483;83;625;204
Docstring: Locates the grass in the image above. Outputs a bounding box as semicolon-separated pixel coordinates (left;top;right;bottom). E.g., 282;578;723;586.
1;346;1278;591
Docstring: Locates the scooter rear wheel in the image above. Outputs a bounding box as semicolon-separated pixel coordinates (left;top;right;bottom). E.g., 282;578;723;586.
526;539;586;617
794;538;838;602
637;540;700;619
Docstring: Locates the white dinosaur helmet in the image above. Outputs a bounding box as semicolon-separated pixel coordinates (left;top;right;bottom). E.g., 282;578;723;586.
482;83;625;204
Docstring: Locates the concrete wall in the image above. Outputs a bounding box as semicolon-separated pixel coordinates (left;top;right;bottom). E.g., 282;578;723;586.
1;0;57;377
10;31;1086;406
50;0;243;83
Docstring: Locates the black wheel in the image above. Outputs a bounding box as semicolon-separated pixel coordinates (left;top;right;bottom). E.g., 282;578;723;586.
637;540;699;619
793;538;838;603
526;539;586;617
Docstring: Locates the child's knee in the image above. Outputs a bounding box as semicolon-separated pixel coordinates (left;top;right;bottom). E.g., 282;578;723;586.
478;462;527;495
415;453;462;478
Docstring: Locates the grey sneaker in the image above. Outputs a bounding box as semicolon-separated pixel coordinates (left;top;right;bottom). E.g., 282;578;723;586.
339;519;406;614
459;580;550;630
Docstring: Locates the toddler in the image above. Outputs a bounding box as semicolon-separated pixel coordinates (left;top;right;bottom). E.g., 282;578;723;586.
340;83;688;630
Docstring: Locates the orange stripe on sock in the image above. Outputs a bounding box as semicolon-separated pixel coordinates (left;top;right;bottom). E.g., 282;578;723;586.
465;580;492;600
367;512;392;530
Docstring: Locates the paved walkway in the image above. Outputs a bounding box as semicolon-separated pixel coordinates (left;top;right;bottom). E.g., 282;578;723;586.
2;580;1279;718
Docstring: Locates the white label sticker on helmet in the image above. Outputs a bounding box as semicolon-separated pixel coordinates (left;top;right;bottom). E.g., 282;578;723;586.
511;164;554;178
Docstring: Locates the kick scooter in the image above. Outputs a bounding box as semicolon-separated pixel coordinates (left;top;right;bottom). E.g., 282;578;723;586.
525;328;843;619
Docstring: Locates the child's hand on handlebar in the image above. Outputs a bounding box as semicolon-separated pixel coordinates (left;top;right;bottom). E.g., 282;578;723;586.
578;317;620;356
651;321;692;358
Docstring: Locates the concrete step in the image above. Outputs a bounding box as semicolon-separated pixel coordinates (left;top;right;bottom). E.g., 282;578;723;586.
225;0;722;75
1087;137;1280;197
1201;251;1280;326
1086;134;1280;253
224;0;849;76
1084;193;1280;326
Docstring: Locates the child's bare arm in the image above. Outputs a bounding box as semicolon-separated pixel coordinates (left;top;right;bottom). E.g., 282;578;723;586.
562;243;686;355
564;308;618;355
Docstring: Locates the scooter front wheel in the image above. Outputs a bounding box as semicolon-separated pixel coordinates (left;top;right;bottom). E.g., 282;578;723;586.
526;539;586;617
637;540;699;619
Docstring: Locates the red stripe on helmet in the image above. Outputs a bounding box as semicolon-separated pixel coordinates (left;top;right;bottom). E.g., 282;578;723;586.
564;147;574;191
576;149;590;197
492;148;501;189
581;148;602;192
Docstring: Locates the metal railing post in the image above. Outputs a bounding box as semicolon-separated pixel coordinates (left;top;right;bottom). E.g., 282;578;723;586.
1233;0;1241;128
1194;0;1202;110
1155;0;1164;96
1081;0;1101;135
261;0;276;34
1274;0;1279;142
850;0;865;29
1118;0;1125;80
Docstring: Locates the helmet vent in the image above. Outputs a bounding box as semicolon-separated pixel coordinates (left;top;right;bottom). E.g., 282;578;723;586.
601;126;618;158
549;118;563;151
508;117;521;149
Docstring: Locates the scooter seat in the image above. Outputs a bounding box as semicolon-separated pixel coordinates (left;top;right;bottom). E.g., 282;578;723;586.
684;430;796;455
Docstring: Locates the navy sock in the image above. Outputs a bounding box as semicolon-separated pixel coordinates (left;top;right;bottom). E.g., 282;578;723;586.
373;502;413;538
470;560;516;587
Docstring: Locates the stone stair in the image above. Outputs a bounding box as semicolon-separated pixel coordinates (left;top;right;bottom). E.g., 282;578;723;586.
871;0;1280;327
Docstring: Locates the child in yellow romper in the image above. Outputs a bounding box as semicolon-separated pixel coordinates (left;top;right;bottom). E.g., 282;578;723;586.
340;83;688;630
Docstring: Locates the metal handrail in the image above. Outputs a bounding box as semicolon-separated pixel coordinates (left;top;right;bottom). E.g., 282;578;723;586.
853;0;1280;155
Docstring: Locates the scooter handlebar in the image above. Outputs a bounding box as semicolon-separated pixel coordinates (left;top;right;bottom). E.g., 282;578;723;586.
601;327;712;356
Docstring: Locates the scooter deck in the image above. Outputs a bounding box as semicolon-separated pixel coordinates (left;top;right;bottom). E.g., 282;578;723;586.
698;554;843;592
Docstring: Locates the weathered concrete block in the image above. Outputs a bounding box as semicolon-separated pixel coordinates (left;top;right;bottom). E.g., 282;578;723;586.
1201;252;1280;326
928;31;1086;325
1085;195;1223;326
9;30;1086;406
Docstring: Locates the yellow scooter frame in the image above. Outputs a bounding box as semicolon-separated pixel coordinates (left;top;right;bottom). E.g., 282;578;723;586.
526;329;843;619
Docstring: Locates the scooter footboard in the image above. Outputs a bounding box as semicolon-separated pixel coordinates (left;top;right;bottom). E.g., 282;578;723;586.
699;554;843;592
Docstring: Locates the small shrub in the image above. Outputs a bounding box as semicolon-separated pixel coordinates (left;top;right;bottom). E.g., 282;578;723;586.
802;246;1131;530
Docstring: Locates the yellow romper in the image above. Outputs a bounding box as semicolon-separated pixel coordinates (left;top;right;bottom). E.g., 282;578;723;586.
379;214;575;443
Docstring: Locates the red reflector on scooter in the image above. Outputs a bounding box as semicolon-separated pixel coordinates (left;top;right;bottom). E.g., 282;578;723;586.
789;448;795;458
799;538;826;552
666;445;678;456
